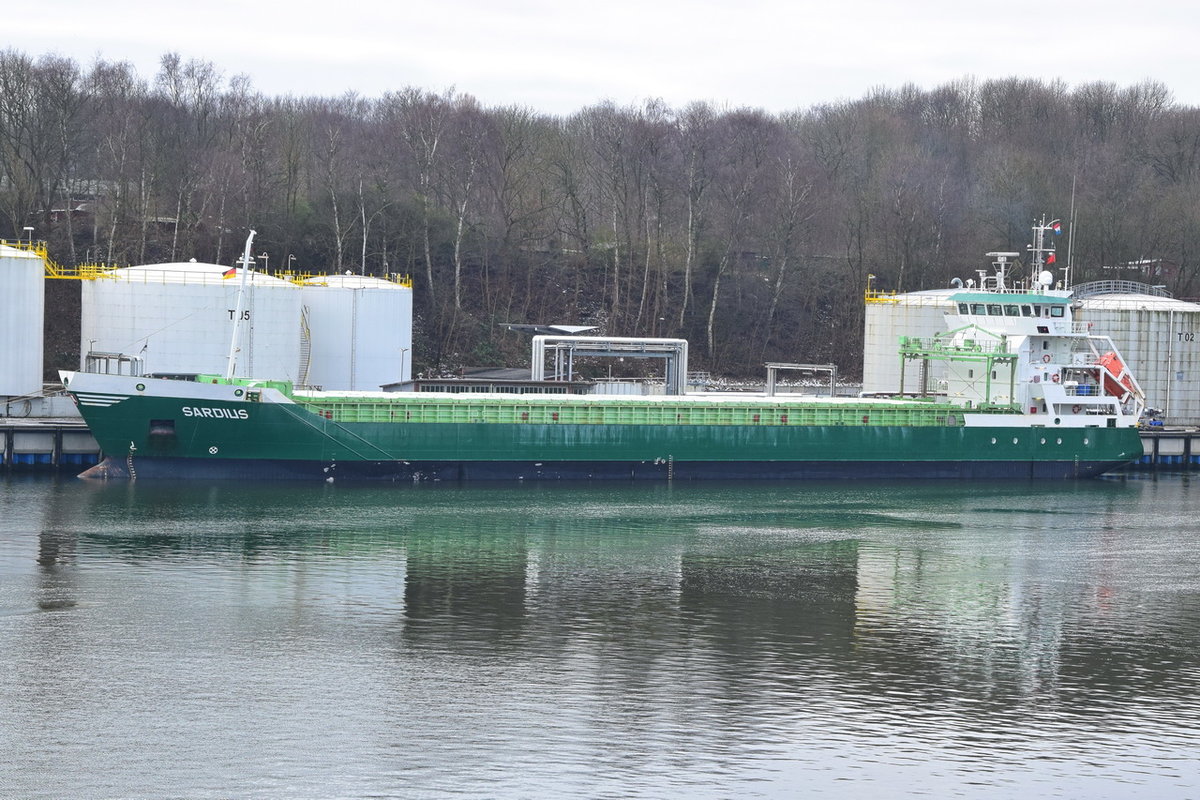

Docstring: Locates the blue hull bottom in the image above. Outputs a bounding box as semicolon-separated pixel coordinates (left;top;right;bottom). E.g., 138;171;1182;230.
80;455;1129;481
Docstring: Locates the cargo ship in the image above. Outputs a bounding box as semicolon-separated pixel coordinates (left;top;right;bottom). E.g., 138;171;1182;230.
60;229;1147;482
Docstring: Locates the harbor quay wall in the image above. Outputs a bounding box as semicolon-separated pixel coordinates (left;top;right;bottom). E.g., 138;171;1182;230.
2;419;1197;474
1;421;100;471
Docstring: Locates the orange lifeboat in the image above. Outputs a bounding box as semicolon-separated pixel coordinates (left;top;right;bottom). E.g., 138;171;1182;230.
1097;352;1135;398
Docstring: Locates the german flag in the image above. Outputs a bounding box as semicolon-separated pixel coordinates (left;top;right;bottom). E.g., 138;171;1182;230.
222;267;237;279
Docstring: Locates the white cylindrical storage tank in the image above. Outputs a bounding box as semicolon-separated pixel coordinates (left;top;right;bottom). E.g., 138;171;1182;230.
862;290;956;395
1077;292;1200;426
0;244;44;397
81;262;302;380
300;275;413;391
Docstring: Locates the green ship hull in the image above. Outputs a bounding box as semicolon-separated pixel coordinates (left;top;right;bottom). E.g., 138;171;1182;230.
61;373;1143;481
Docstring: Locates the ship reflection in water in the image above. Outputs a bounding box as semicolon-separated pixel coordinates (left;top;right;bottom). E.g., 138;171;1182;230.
2;476;1199;798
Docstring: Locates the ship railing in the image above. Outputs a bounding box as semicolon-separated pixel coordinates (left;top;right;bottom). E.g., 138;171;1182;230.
84;351;145;376
1062;382;1103;398
900;336;1013;356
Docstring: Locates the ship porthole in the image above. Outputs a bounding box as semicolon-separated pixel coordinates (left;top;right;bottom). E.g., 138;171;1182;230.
1083;438;1089;445
1056;438;1063;445
136;383;145;392
1012;437;1019;445
990;437;997;445
234;388;244;397
1040;438;1046;445
1054;417;1061;425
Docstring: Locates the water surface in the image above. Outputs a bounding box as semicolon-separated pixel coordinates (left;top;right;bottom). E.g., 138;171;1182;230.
1;475;1198;798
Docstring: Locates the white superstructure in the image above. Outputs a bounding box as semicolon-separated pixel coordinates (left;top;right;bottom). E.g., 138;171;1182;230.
873;219;1146;430
918;289;1145;428
863;252;1200;425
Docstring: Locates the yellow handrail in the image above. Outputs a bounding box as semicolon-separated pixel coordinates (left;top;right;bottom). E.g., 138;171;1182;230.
864;288;899;304
1;239;47;258
4;239;414;286
279;270;414;288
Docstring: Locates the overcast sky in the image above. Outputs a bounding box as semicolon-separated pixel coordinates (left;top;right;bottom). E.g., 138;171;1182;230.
16;0;1200;115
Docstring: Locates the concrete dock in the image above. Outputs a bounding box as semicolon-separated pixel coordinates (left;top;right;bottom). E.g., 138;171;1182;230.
1;419;101;471
1136;427;1200;469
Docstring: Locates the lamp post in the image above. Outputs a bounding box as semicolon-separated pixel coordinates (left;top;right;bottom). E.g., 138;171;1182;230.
866;273;876;298
399;347;410;382
258;252;269;272
287;253;296;271
22;226;34;244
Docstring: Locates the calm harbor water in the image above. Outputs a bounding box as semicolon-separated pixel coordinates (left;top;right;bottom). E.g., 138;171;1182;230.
1;474;1199;799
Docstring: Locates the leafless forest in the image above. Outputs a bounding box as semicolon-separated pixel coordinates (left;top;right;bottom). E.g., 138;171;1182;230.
3;50;1198;377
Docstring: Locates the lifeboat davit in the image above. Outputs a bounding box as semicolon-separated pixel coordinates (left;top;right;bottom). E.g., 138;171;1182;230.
1097;352;1135;398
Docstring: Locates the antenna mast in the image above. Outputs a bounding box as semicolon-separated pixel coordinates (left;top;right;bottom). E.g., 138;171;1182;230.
225;230;257;379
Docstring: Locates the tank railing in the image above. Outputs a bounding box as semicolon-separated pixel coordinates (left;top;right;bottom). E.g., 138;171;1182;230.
280;271;414;288
83;268;275;286
4;239;415;287
1072;280;1173;298
864;288;900;304
1;239;120;279
0;239;47;256
46;262;121;280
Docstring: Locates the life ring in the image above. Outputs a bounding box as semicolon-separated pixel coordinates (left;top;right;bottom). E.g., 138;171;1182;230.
1042;354;1052;363
1072;404;1082;414
1051;374;1060;383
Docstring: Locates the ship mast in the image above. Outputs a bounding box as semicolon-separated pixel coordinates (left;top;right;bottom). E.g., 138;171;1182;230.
1026;215;1065;290
225;230;257;379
